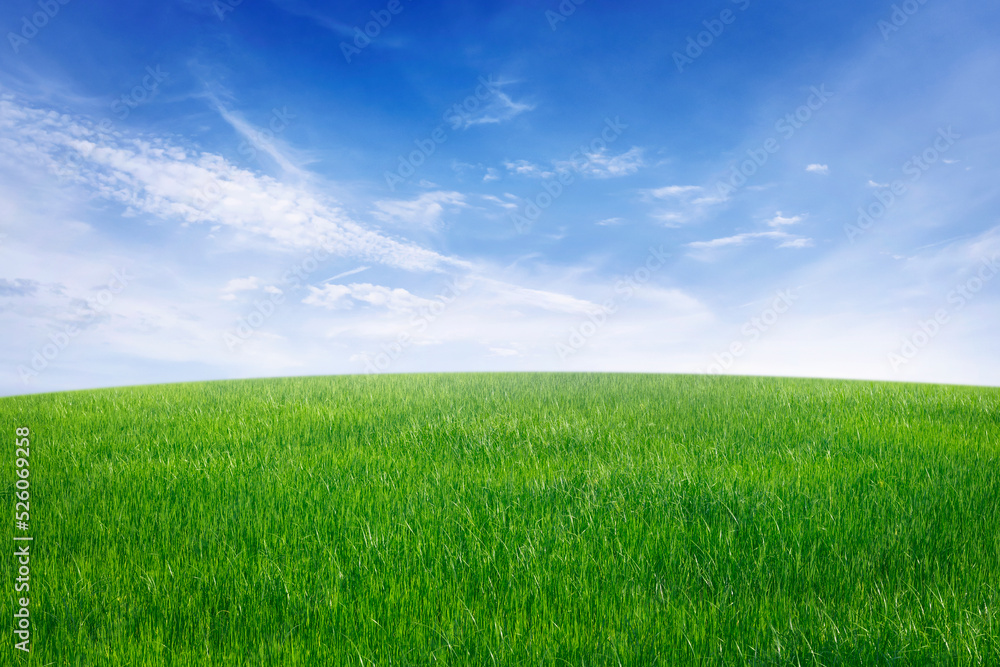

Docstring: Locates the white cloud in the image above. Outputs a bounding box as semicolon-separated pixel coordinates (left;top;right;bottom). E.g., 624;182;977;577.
503;160;554;179
688;231;785;250
0;96;461;273
571;146;645;178
476;278;599;315
687;230;812;254
323;266;369;282
211;100;306;179
651;212;688;226
223;276;260;291
647;185;702;198
806;163;829;174
506;147;645;185
453;82;534;129
778;238;815;249
596;217;626;226
372;191;467;230
220;276;261;300
767;212;804;227
480;194;518;210
303;283;437;312
641;185;724;227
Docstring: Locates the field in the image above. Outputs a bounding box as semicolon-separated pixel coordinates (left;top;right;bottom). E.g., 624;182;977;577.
1;373;998;665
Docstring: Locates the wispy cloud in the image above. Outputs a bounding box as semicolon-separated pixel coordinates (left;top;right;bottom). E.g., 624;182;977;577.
303;283;438;312
805;163;829;175
503;160;554;179
688;231;788;250
454;81;534;129
688;230;813;255
480;194;518;210
210;100;307;179
647;185;702;198
778;238;815;249
220;276;261;301
475;278;599;315
323;266;369;283
264;0;368;39
0;95;462;273
767;212;804;227
565;147;645;178
0;278;42;298
506;146;644;183
642;184;724;227
372;191;467;230
303;276;601;319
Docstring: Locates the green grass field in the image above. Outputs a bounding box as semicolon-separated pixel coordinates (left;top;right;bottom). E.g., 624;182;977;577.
1;373;998;665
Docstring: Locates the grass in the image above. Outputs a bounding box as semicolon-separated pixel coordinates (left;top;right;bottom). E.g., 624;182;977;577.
1;372;998;665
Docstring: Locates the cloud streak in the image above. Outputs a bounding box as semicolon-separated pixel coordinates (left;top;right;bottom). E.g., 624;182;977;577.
0;95;463;273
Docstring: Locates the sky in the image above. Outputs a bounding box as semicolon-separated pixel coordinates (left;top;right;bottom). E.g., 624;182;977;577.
1;0;999;396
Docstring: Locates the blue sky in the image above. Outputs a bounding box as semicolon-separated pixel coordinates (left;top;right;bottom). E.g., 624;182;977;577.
1;0;999;395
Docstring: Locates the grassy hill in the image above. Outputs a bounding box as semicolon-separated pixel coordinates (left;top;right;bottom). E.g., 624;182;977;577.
2;373;998;664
